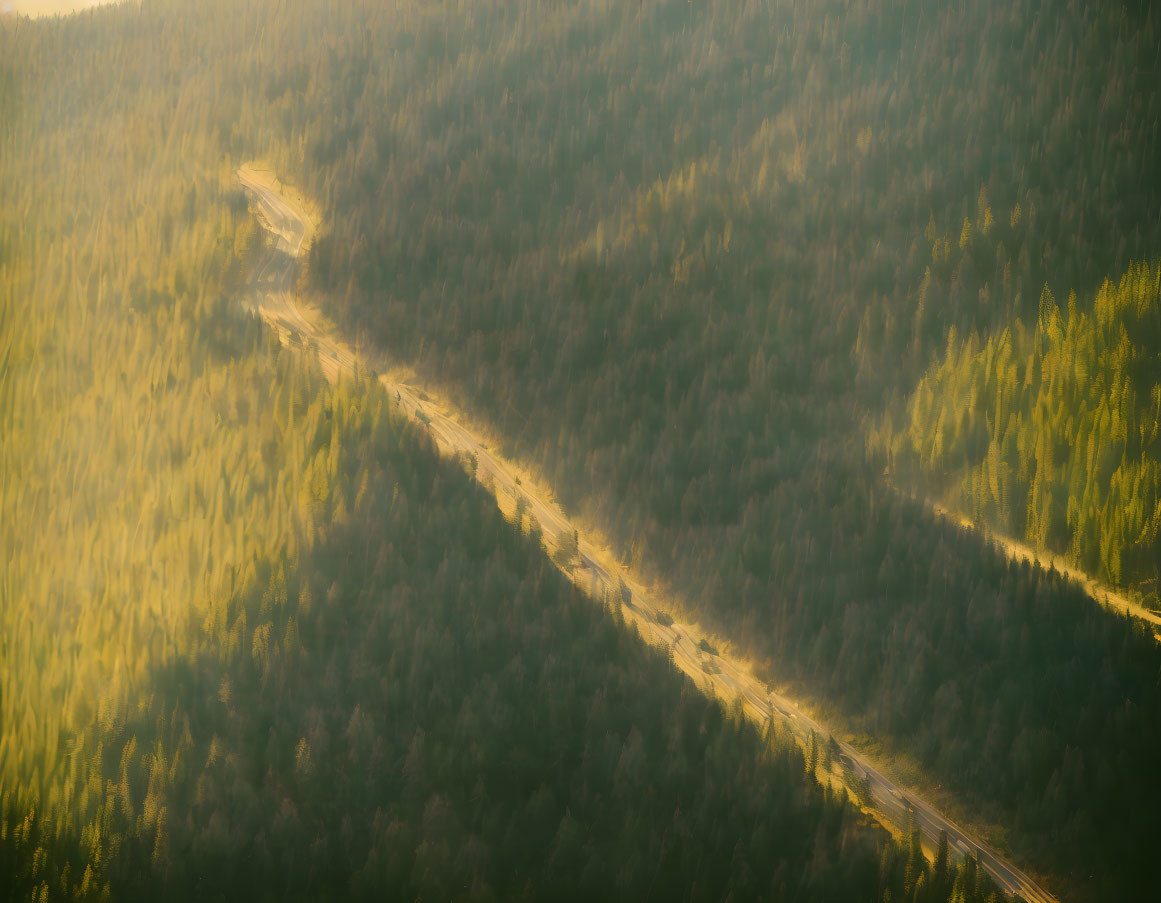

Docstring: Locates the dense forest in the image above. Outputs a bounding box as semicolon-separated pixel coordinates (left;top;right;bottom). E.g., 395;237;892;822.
285;1;1161;899
4;0;1161;899
895;259;1161;607
0;5;1018;902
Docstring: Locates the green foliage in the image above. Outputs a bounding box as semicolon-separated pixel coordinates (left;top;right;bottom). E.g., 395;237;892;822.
0;6;1008;903
265;1;1161;899
901;262;1161;604
6;0;1161;899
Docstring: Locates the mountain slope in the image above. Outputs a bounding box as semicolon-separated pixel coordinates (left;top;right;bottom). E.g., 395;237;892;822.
2;9;998;903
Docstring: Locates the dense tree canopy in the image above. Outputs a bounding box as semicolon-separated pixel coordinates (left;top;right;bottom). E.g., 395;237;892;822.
278;2;1161;899
0;5;1014;902
898;261;1161;604
4;0;1161;899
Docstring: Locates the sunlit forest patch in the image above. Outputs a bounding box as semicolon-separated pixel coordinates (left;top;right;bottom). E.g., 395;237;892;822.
896;262;1161;607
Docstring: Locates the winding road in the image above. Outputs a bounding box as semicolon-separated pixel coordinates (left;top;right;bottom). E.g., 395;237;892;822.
237;165;1058;903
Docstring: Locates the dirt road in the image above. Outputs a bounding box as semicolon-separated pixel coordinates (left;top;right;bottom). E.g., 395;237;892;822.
237;165;1057;903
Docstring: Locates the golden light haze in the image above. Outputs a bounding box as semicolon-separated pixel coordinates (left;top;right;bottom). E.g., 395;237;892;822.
5;0;118;17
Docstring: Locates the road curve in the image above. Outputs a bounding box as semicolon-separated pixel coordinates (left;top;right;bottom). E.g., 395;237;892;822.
237;166;1058;903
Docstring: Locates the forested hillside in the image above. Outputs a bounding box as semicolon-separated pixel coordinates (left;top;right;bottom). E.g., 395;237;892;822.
897;261;1161;607
5;0;1161;900
279;1;1161;899
0;7;1013;902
